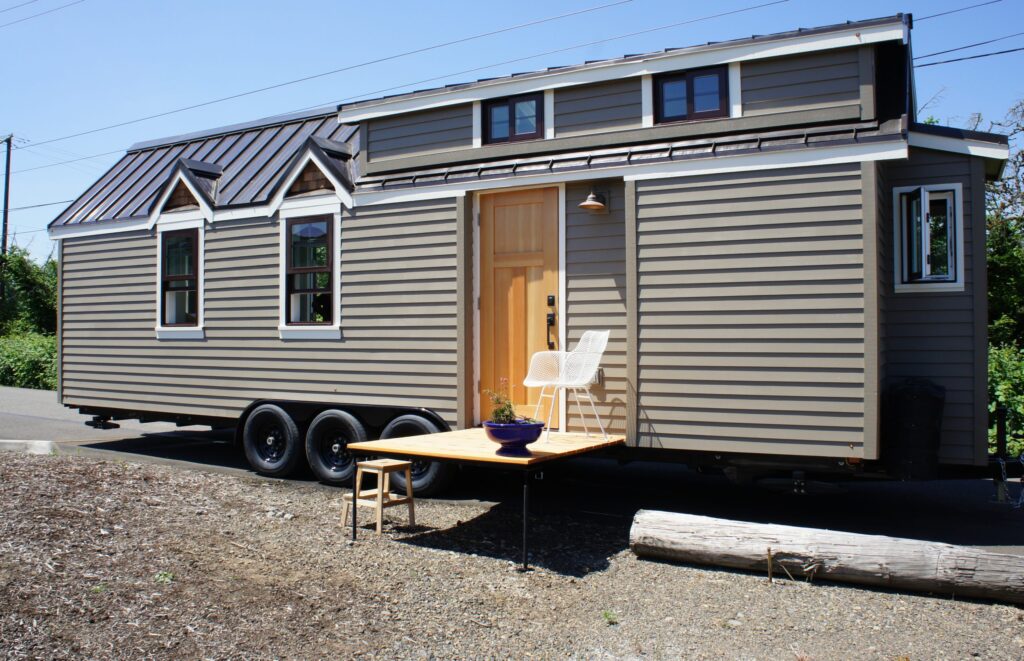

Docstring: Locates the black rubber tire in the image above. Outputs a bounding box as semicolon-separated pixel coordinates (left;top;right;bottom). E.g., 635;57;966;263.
242;404;303;477
379;414;457;497
304;409;367;485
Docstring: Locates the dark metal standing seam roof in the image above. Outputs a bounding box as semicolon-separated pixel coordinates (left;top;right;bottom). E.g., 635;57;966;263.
50;109;355;227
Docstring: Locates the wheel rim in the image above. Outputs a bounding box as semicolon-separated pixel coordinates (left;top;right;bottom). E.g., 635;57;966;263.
255;421;286;463
387;420;433;480
319;433;353;473
409;460;431;479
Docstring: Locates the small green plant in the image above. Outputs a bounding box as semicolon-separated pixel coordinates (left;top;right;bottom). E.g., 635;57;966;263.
90;583;108;594
601;610;619;626
154;571;174;585
485;378;538;424
0;333;57;390
989;343;1024;457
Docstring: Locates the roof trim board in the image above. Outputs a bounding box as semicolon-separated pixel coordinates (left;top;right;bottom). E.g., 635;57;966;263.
337;16;908;122
147;159;221;228
50;135;908;240
266;140;354;215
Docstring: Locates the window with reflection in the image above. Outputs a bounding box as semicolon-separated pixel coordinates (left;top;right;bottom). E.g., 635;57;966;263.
899;187;957;284
484;93;544;143
161;229;198;326
286;217;333;325
655;66;728;123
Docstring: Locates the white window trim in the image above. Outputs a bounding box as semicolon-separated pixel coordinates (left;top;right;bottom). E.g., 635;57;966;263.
154;212;206;340
277;195;343;340
640;75;654;128
728;62;742;118
471;101;482;148
544;90;555;140
892;183;965;293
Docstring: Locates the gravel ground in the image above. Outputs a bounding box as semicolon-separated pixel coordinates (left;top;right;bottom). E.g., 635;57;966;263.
1;453;1022;660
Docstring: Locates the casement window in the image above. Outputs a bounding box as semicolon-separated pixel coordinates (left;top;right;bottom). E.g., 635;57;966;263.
160;229;199;326
893;184;965;292
654;66;729;124
483;93;544;144
285;216;334;325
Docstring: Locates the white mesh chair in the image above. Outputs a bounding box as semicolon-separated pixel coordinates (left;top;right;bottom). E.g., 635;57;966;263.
523;330;610;440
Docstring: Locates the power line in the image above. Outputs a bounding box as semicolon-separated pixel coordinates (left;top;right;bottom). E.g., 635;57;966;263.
0;0;84;30
298;1;790;114
13;0;633;151
0;0;40;14
916;0;1001;22
915;45;1024;67
1;0;788;179
914;30;1024;60
6;199;73;212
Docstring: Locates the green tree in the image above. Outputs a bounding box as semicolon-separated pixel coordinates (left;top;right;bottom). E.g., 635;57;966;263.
0;246;58;336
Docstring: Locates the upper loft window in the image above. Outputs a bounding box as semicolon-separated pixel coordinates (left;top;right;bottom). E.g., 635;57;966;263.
161;229;199;326
654;66;729;124
286;217;333;325
484;93;544;144
894;184;964;292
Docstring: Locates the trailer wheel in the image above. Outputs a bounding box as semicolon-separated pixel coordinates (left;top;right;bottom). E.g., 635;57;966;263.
242;404;302;477
305;409;366;485
380;414;456;497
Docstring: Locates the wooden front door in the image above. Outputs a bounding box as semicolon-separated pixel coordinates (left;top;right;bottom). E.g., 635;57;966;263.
480;187;559;425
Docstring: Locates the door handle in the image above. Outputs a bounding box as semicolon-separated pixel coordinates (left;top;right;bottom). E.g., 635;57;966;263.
546;312;555;349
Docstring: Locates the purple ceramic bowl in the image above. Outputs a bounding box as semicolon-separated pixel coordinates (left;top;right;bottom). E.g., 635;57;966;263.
482;421;544;456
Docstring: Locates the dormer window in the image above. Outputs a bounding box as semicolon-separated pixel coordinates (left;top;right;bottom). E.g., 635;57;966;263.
484;93;544;144
654;66;729;124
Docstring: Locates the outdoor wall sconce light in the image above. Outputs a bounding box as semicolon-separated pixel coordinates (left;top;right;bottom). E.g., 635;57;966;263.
578;190;608;213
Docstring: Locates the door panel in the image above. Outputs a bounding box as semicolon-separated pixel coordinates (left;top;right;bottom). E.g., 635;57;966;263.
480;187;559;425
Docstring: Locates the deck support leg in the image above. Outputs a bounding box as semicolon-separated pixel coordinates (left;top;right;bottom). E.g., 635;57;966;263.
521;470;530;571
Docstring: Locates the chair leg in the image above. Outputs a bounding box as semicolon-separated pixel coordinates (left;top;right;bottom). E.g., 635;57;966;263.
545;387;559;441
583;387;608;440
340;495;349;529
405;467;415;526
533;385;548;422
572;388;590;437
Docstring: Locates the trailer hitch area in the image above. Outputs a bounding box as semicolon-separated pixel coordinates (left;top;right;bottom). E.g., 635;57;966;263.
85;416;120;430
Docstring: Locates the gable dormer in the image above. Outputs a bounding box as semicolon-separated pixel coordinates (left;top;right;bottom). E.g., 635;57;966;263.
148;158;223;227
268;136;354;214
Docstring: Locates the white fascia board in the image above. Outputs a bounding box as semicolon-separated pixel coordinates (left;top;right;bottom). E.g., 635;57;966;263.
147;171;214;229
267;150;354;216
154;209;205;231
48;217;150;240
337;22;907;122
354;141;908;206
276;194;342;219
908;131;1009;161
640;75;654;128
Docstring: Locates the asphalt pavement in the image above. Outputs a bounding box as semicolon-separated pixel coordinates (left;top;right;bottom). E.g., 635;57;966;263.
3;385;1024;556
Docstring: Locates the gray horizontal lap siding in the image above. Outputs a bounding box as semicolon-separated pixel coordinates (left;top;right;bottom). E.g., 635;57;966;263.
554;78;643;138
565;182;627;435
741;47;861;117
60;199;460;426
880;149;982;465
634;163;867;457
367;105;474;162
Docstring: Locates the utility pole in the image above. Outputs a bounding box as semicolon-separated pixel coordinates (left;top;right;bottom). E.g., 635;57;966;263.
0;133;10;302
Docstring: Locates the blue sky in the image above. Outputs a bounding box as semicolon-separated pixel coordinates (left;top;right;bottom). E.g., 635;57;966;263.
2;0;1022;261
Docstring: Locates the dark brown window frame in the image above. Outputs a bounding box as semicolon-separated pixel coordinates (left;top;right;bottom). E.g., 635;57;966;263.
160;228;199;327
483;93;545;144
654;66;729;125
285;215;334;326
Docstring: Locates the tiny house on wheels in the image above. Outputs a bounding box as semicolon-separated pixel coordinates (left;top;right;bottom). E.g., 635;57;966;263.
49;14;1009;494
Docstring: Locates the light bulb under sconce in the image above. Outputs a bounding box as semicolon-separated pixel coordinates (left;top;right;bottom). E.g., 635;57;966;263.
578;190;608;213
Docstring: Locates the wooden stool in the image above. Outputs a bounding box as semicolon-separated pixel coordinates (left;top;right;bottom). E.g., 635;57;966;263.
341;459;415;535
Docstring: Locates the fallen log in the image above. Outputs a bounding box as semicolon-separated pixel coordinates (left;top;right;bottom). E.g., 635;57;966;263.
630;510;1024;604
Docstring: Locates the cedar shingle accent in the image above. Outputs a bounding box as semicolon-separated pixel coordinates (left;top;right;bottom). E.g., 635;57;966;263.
164;181;200;211
287;162;334;197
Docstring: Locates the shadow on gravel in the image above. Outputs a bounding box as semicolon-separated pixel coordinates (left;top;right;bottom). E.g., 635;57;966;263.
397;501;629;577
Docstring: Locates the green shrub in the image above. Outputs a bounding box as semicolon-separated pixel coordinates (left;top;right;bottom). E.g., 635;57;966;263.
989;343;1024;457
0;333;57;390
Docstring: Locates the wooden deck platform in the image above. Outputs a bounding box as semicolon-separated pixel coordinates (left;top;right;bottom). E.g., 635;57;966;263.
347;428;626;466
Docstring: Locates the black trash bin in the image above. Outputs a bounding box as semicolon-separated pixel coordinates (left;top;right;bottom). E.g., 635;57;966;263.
881;378;946;480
